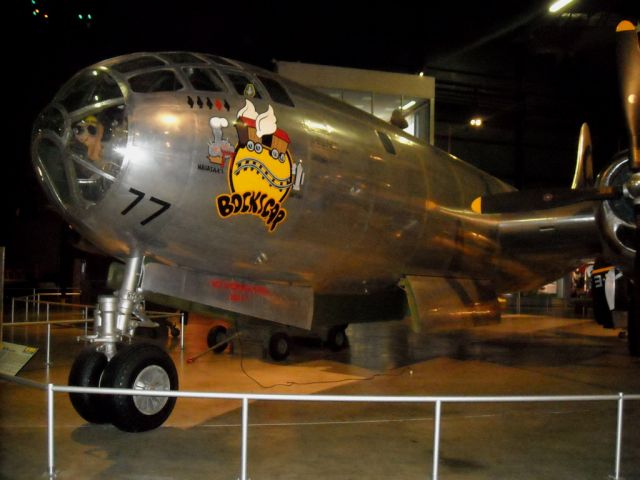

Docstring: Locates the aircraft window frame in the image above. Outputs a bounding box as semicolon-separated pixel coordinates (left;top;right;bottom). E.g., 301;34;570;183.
160;52;207;65
111;56;166;74
182;67;227;93
376;130;396;155
221;70;264;99
59;71;123;113
201;54;238;67
128;69;185;93
256;75;295;107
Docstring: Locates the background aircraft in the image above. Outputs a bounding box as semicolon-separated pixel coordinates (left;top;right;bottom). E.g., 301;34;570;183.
28;19;638;432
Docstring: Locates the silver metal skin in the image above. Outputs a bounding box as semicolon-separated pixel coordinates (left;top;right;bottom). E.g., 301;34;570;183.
30;52;635;339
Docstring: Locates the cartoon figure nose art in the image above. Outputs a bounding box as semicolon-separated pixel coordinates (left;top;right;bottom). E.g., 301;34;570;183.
216;100;299;232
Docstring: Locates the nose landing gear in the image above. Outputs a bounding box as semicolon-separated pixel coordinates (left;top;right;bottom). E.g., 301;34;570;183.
67;256;178;432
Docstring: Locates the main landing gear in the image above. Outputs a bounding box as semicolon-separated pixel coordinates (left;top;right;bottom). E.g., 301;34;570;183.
205;323;349;362
68;256;178;432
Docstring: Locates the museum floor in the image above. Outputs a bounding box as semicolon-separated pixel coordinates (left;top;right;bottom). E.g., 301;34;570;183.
1;310;639;479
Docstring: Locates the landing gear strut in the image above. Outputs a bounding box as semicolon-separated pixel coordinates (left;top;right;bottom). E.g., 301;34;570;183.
68;256;178;431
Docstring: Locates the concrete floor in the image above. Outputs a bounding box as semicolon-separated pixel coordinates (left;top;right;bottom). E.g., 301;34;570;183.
1;310;639;479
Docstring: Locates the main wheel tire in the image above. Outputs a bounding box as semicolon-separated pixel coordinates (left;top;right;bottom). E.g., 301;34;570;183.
269;332;291;361
101;344;178;432
326;325;349;352
68;347;111;424
207;326;229;354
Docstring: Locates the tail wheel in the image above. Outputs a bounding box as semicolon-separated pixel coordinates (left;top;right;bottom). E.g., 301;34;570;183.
68;347;111;424
269;332;291;361
101;344;178;432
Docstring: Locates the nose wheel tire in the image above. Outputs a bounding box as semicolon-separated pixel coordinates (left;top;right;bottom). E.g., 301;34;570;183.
100;343;178;432
68;347;111;424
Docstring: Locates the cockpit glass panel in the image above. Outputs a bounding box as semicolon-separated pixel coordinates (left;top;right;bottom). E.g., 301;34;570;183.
129;70;184;93
111;56;165;73
225;72;262;99
37;106;65;137
257;75;295;107
161;52;206;64
32;70;128;208
68;104;128;202
183;67;226;92
36;137;71;204
59;71;122;112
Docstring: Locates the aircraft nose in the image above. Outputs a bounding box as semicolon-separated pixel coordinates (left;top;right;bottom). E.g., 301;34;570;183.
31;68;128;210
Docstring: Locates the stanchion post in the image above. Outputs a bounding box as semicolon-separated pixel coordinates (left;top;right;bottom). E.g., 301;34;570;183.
47;384;56;479
180;313;185;351
433;400;442;480
241;397;249;480
614;392;624;480
46;303;52;366
46;327;51;366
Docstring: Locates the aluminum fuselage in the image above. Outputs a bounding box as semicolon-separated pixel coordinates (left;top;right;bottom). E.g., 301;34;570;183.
32;53;602;297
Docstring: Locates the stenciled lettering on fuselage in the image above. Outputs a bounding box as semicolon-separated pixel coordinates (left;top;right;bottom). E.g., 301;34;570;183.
215;100;294;232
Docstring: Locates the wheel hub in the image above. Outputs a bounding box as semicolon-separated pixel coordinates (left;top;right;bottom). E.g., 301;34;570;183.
132;365;171;415
276;338;288;355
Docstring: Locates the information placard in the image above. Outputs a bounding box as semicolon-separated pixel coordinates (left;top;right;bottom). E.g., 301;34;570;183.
0;342;38;376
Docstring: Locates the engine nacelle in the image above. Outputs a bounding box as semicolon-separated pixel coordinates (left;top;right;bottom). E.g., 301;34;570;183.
596;151;637;274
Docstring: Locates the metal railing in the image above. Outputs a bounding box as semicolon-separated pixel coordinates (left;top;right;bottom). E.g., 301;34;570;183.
2;295;637;479
10;291;86;323
2;294;187;361
35;384;639;480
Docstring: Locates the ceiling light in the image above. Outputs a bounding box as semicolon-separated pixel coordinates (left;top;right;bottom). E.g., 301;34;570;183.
549;0;575;13
402;100;416;110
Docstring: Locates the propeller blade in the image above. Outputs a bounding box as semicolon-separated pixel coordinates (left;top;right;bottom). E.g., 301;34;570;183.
471;187;621;214
572;123;594;189
616;21;640;171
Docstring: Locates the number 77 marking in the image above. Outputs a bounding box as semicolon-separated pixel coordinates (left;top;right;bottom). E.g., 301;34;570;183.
121;188;172;226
